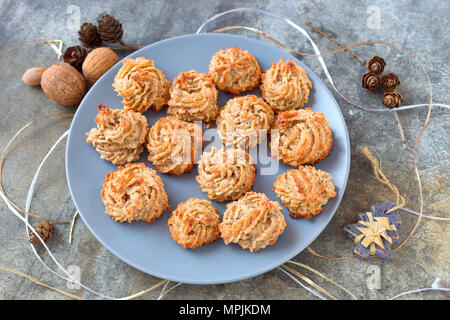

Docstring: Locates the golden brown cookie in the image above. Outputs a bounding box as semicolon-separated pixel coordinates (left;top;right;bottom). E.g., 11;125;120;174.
260;58;312;113
86;104;149;164
168;198;221;249
273;165;336;219
112;57;170;113
146;116;203;175
196;147;256;202
216;95;274;149
208;47;261;94
271;108;333;166
219;192;286;252
101;163;169;223
167;70;218;125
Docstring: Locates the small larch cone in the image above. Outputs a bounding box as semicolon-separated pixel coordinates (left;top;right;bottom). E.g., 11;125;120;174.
381;72;400;90
63;46;88;70
78;22;102;48
97;15;124;44
29;220;55;244
362;72;380;91
367;56;386;74
382;89;403;109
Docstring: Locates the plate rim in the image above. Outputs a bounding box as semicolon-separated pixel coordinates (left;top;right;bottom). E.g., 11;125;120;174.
66;32;351;284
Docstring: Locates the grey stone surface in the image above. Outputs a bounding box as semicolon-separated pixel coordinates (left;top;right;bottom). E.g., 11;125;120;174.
0;0;448;300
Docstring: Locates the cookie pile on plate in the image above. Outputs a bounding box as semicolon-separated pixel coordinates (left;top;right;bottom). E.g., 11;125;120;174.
86;47;336;252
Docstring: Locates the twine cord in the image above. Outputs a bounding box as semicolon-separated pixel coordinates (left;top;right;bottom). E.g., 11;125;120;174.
361;147;406;214
0;113;73;223
28;40;63;59
389;287;450;300
158;282;182;300
68;211;78;244
304;21;366;65
278;267;327;300
281;264;337;299
286;260;357;299
0;265;86;300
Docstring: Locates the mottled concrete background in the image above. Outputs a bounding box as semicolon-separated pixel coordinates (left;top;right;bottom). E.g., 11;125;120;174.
0;0;448;300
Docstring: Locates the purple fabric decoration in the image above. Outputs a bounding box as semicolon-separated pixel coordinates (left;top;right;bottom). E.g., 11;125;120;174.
342;202;401;260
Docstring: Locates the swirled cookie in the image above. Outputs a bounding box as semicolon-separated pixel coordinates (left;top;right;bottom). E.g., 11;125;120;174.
167;70;218;125
216;95;274;149
196;147;256;202
86;104;149;164
208;47;261;94
168;198;221;249
101;163;169;223
273;165;336;219
260;58;312;113
146;116;202;175
271;108;333;166
219;192;286;252
112;57;170;113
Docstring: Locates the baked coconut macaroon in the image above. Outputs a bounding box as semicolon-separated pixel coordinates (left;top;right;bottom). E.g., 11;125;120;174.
101;163;169;223
271;108;333;166
146;116;203;175
196;147;256;202
260;58;312;113
168;198;221;249
273;165;336;219
216;95;274;149
219;192;286;252
86;104;149;164
167;70;218;125
112;57;170;113
208;47;261;94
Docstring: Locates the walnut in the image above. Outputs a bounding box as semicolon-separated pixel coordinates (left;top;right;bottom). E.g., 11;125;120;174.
40;62;87;106
82;47;118;84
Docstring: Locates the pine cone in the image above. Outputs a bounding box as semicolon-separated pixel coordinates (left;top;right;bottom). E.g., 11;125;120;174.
29;221;55;245
382;89;403;109
79;23;102;48
63;46;88;70
367;56;386;74
98;15;123;43
381;72;400;90
362;72;380;91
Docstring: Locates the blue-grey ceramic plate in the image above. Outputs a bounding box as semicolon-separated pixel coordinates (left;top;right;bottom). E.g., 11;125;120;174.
66;33;350;284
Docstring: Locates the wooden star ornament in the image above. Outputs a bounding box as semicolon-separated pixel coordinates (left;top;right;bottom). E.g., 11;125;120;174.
342;202;401;260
